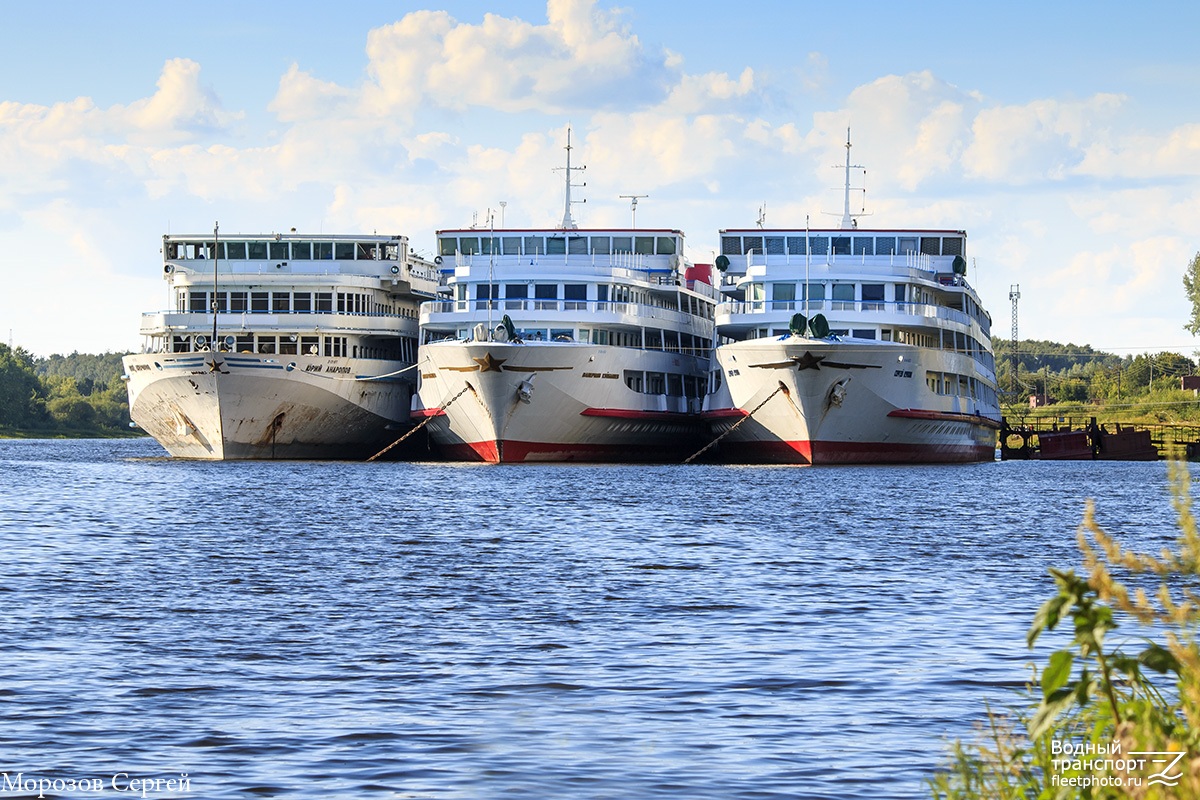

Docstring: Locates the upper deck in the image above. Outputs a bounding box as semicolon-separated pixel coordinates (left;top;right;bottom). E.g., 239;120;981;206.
162;232;441;288
437;228;685;265
719;228;965;268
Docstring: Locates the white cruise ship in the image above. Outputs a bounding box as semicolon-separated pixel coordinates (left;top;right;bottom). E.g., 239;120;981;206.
123;229;441;459
414;134;719;462
703;134;1001;464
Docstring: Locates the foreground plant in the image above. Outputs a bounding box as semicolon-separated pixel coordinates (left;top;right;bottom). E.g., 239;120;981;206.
930;459;1200;799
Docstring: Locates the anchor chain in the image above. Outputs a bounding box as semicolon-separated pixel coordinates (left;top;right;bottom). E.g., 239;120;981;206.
683;382;788;464
366;383;474;462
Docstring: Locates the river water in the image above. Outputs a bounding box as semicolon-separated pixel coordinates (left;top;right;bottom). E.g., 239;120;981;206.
0;439;1186;799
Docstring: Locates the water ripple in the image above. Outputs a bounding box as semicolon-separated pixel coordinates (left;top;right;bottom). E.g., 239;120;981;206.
0;440;1182;798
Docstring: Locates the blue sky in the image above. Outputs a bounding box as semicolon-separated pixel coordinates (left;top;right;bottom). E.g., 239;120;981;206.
3;0;1199;358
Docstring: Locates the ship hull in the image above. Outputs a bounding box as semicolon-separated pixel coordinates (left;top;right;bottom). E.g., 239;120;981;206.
705;338;1000;465
415;341;708;463
123;352;415;460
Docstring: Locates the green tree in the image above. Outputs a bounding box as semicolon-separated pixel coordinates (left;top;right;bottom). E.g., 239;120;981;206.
47;396;96;428
0;344;47;428
1185;251;1200;335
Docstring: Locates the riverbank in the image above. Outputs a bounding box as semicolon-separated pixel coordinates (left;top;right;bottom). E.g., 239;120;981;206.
0;428;146;440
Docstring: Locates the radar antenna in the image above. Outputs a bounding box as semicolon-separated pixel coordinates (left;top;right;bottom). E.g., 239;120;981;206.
619;194;648;228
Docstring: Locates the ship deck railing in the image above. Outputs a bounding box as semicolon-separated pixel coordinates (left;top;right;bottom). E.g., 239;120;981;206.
723;255;976;295
421;299;713;332
717;299;975;329
139;310;417;336
446;254;720;299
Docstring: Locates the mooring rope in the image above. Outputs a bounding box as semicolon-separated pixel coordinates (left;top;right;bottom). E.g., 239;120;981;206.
683;382;788;464
366;383;474;462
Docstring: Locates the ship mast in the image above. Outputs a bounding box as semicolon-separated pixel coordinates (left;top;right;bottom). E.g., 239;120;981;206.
211;221;219;349
839;128;864;230
555;127;586;229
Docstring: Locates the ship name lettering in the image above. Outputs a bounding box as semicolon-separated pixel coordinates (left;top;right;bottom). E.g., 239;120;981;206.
304;365;323;373
324;366;352;374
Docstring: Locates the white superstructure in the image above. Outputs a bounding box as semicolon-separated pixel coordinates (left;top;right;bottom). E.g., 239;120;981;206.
414;132;718;462
123;230;440;459
703;133;1001;464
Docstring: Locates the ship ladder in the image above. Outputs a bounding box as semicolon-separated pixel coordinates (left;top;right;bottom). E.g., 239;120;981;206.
366;383;475;462
683;382;789;464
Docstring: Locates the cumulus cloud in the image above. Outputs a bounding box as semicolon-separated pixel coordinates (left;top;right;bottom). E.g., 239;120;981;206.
358;0;686;119
269;63;357;123
963;93;1124;183
0;58;237;209
121;58;237;143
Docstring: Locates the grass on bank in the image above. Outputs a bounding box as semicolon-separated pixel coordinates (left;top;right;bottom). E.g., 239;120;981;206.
929;457;1200;798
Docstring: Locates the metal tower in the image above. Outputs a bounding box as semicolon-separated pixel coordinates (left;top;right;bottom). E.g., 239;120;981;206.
1009;284;1021;397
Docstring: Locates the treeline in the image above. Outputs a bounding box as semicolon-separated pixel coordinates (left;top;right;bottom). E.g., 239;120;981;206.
0;345;133;435
994;339;1197;404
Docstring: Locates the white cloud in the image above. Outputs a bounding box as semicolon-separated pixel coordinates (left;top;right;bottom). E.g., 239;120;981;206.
269;63;357;123
663;67;757;115
360;0;664;118
121;58;238;143
963;94;1124;183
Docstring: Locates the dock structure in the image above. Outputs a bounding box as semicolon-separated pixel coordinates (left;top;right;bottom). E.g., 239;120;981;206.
999;416;1200;461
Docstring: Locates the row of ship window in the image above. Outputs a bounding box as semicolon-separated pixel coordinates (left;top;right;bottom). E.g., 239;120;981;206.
621;370;706;400
439;235;680;257
464;283;712;318
927;371;1000;408
167;241;401;261
746;281;989;333
721;234;964;258
181;290;413;317
168;334;416;361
